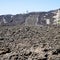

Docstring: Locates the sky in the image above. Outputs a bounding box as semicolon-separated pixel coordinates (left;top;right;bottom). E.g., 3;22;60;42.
0;0;60;15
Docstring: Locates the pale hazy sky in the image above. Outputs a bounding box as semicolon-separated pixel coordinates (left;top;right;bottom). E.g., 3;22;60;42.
0;0;60;15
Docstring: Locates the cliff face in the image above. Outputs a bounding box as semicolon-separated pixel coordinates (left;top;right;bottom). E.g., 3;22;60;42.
0;9;60;26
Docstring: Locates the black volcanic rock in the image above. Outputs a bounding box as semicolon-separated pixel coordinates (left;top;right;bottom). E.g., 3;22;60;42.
0;25;60;60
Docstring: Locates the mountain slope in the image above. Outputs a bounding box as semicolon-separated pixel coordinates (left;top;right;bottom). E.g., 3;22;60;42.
0;8;60;26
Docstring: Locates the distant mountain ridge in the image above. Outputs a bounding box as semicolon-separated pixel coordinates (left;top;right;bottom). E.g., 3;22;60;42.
0;8;60;26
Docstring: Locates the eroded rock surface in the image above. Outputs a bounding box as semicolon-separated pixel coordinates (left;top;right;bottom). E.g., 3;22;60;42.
0;25;60;60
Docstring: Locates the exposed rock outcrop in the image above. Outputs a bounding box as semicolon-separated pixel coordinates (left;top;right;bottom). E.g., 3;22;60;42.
0;25;60;60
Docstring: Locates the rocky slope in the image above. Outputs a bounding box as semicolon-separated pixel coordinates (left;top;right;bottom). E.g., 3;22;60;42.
0;8;60;26
0;25;60;60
